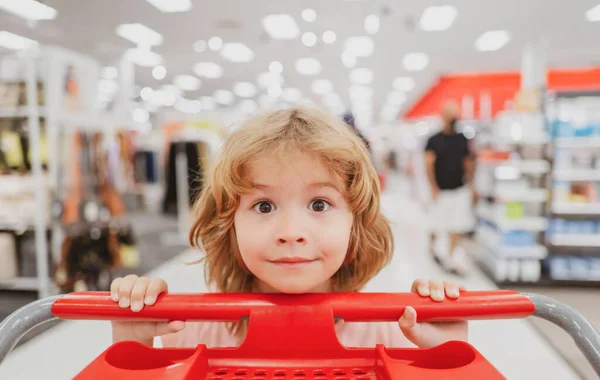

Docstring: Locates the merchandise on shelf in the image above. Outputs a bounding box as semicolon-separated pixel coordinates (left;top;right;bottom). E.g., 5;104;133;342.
546;256;600;281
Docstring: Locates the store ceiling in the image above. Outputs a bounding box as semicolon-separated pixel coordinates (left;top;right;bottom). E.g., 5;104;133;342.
1;0;600;126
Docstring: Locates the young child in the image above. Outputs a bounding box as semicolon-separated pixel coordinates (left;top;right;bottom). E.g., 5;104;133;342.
110;108;468;349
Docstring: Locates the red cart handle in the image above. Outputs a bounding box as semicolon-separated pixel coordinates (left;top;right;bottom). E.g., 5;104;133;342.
51;290;535;322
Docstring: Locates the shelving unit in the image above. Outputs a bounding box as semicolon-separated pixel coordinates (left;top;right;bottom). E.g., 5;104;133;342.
0;46;136;298
474;110;551;284
542;90;600;286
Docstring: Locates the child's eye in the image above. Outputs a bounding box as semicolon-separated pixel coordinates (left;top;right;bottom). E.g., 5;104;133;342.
253;201;276;214
309;199;331;212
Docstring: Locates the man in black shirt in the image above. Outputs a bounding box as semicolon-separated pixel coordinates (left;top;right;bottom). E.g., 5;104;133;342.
424;102;476;275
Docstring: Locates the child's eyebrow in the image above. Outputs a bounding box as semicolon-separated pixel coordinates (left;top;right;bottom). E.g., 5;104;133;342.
250;181;341;191
308;181;342;192
250;183;272;190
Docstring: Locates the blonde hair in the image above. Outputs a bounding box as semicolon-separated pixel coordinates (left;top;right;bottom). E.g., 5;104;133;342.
190;107;393;294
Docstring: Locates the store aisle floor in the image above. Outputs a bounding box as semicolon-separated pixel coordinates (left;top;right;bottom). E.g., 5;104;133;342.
0;175;582;379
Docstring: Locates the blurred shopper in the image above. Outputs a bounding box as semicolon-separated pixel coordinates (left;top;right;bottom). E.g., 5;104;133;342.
424;102;476;275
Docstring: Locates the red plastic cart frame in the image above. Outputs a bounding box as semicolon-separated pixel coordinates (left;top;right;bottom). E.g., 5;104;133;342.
0;290;599;379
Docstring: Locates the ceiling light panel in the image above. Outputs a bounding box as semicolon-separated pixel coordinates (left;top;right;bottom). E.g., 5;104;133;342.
0;31;38;50
116;23;163;46
125;48;162;67
311;79;333;95
194;62;223;79
302;32;317;47
174;75;201;91
295;58;322;75
262;14;300;40
221;42;254;62
419;6;458;31
586;4;600;22
269;61;283;74
208;36;223;51
0;0;57;21
364;14;380;35
233;82;257;98
152;65;166;80
342;52;357;68
394;77;415;92
345;36;374;57
350;68;373;85
475;30;511;52
302;8;317;22
403;52;429;71
213;90;235;106
323;31;337;44
145;0;192;13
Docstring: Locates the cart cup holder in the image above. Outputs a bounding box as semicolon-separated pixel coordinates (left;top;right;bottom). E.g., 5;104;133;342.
405;341;477;370
104;341;196;370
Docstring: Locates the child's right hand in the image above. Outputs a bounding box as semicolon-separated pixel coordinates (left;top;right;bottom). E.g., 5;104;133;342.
110;275;186;345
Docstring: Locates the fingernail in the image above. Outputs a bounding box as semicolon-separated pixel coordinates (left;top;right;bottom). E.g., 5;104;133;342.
448;289;459;298
432;290;444;300
111;293;118;302
131;302;143;312
404;306;414;318
119;298;130;308
144;296;155;305
418;286;430;296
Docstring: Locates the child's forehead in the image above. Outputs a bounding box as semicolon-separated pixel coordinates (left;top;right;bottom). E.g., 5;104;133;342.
244;151;345;189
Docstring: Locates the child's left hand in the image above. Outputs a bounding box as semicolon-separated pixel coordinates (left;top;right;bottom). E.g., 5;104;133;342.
398;279;468;348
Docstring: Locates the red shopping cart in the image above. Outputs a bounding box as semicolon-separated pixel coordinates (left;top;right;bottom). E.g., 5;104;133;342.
0;290;599;379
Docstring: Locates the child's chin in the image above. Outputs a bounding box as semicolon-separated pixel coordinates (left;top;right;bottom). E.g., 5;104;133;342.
269;282;321;294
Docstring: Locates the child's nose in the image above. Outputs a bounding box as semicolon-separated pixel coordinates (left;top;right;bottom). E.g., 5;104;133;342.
275;216;308;245
277;235;306;245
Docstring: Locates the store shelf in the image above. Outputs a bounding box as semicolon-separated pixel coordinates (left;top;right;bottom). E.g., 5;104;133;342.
478;262;600;288
553;168;600;181
555;137;600;149
497;136;550;145
477;205;548;231
477;226;548;259
494;188;548;203
549;234;600;248
552;202;600;215
0;277;39;291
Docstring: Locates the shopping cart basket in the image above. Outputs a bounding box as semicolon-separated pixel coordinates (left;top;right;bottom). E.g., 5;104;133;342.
0;290;599;379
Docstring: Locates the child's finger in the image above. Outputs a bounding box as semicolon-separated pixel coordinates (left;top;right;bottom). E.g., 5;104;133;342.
130;277;151;312
118;275;138;308
411;278;430;296
110;278;121;302
145;279;168;305
167;321;186;333
398;306;423;345
428;280;445;302
153;321;186;337
443;281;460;299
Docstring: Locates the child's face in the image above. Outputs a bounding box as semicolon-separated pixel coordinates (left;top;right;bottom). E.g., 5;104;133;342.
234;151;353;293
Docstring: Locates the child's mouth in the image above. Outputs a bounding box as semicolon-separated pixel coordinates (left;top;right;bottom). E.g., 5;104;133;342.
269;257;317;267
